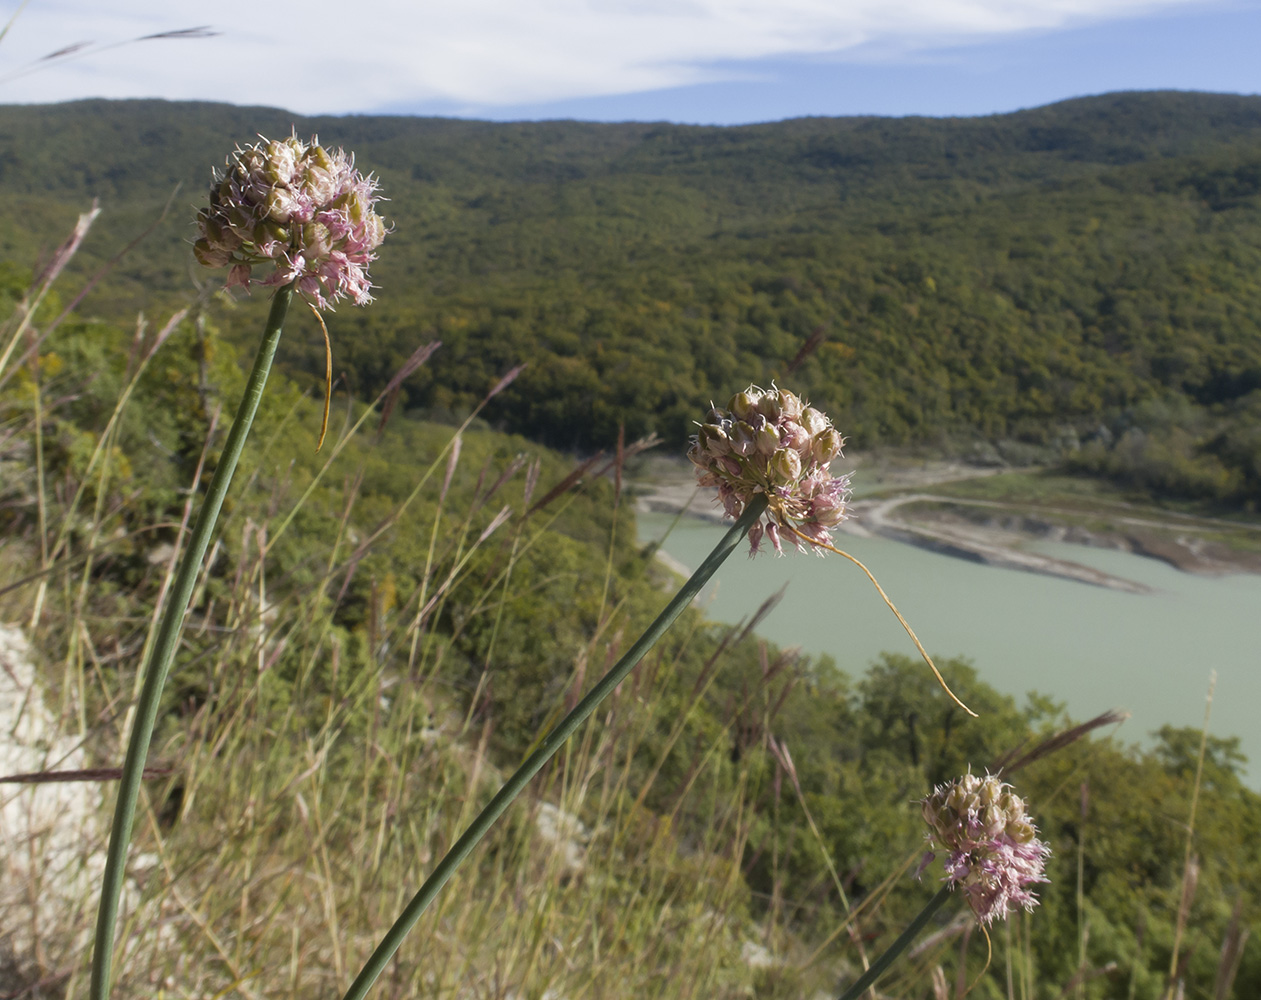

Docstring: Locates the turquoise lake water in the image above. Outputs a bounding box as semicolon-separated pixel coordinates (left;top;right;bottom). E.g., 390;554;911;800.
638;511;1261;784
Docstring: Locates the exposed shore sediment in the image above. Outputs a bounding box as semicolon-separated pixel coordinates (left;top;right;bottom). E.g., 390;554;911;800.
632;457;1261;592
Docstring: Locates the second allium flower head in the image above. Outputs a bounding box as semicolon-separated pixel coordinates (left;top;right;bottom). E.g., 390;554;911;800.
193;134;387;309
921;772;1051;925
689;385;851;555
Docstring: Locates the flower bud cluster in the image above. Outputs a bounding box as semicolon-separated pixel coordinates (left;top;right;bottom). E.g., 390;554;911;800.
920;772;1050;925
688;385;851;555
194;134;387;309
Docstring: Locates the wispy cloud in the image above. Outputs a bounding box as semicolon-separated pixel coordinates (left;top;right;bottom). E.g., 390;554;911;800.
0;0;1210;114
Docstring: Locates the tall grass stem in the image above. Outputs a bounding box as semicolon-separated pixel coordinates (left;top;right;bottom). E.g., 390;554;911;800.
1166;670;1214;998
89;284;293;1000
836;886;953;1000
340;495;768;1000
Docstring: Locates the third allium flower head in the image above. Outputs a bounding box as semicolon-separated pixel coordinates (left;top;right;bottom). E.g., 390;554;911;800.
194;133;387;309
688;385;851;555
920;772;1051;925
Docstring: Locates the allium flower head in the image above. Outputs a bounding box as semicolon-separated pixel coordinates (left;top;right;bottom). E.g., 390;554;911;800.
688;385;851;555
920;772;1050;925
194;134;387;309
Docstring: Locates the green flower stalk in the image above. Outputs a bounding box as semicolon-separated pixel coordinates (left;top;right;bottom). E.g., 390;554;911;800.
346;385;969;1000
89;136;385;1000
837;886;954;1000
341;495;767;1000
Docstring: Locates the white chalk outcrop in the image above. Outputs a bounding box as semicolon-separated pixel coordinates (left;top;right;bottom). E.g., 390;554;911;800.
0;623;155;986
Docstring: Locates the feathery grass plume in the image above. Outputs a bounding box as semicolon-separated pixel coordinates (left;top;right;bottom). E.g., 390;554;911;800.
920;771;1051;926
0;14;219;86
89;135;386;1000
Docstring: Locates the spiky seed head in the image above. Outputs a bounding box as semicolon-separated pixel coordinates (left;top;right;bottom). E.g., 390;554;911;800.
920;772;1051;925
688;384;851;556
194;133;388;309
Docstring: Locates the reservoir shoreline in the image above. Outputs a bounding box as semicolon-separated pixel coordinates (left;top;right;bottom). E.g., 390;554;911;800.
632;456;1261;787
632;455;1261;592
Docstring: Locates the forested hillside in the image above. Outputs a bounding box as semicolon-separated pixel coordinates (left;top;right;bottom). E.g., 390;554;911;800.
3;90;1261;501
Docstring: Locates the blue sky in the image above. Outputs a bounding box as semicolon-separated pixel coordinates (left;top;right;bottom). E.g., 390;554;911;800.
434;2;1261;123
1;0;1258;123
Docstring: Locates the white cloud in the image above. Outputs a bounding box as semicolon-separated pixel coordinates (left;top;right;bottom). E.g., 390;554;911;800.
0;0;1213;114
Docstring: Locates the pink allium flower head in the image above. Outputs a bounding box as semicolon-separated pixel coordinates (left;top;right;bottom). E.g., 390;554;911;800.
194;133;387;309
688;385;851;556
920;771;1051;925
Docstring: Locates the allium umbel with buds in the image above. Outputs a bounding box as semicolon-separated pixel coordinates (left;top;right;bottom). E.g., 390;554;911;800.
689;385;851;555
194;134;386;308
920;772;1050;925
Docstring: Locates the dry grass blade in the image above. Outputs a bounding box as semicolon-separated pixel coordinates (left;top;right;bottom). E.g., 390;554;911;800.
138;26;219;40
0;186;183;393
733;584;788;646
265;342;447;551
409;505;513;631
1169;857;1199;988
48;186;181;333
329;439;519;590
486;363;526;399
31;202;100;290
518;431;655;527
0;766;173;784
1213;899;1249;1000
0;0;32;47
992;709;1130;774
521;457;541;510
768;735;878;985
375;339;442;435
473;456;527;515
1167;672;1215;998
39;42;92;61
910;911;974;959
143;307;190;363
0;24;218;85
0;523;178;599
0;202;99;385
615;423;624;495
1053;963;1119;999
528;453;605;516
781;323;829;378
589;433;660;481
